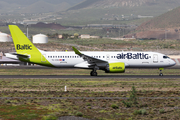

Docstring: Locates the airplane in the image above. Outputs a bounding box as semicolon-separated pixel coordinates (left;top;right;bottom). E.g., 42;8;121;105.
6;25;176;76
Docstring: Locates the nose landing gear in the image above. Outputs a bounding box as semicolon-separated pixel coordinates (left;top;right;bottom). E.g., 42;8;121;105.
159;68;164;76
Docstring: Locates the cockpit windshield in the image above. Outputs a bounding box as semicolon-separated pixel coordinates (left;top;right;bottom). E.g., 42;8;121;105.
163;56;170;59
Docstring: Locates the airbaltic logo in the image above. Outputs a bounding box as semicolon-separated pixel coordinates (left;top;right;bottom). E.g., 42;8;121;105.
117;53;149;59
113;66;122;69
16;44;32;50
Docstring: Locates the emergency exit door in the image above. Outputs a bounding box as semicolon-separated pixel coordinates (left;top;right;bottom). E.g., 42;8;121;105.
153;54;158;63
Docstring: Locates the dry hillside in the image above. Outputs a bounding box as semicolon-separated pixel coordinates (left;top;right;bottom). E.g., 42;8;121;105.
128;6;180;39
137;6;180;30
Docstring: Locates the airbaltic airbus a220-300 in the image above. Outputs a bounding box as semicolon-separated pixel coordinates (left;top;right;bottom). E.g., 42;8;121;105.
6;25;176;76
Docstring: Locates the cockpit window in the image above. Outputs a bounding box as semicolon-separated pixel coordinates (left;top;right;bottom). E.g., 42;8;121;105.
163;56;170;59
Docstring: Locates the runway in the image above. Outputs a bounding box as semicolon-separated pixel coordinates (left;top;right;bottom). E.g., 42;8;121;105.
0;65;180;69
0;75;180;79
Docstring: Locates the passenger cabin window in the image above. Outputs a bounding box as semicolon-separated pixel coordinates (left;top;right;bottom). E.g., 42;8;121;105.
163;56;170;59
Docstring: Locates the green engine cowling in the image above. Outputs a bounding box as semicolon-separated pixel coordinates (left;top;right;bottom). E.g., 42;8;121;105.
105;62;125;73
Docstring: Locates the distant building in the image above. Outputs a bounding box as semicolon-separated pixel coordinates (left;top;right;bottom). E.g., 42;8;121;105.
90;36;100;39
58;35;63;39
0;33;13;42
80;34;100;39
33;34;48;44
138;15;153;18
81;34;90;39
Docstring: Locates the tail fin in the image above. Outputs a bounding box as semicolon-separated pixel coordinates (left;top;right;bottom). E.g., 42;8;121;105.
9;25;53;67
9;25;39;54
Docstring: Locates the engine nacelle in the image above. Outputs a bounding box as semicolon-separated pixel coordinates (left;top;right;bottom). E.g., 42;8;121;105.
105;62;125;73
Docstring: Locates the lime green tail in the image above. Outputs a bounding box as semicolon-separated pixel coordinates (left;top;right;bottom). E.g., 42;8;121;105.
9;25;39;54
9;25;53;67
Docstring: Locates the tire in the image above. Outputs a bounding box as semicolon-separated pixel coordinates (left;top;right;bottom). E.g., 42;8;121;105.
90;71;97;76
93;72;97;76
159;73;163;76
90;71;93;76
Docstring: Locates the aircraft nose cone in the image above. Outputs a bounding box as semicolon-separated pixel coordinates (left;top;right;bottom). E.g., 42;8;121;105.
171;59;176;66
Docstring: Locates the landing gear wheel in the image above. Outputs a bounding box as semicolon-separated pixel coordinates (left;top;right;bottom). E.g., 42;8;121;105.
159;68;164;77
159;73;163;76
90;71;98;76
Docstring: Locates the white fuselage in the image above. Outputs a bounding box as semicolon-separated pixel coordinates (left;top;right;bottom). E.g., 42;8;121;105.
42;51;176;68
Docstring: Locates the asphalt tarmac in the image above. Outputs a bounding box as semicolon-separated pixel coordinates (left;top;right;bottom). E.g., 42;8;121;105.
0;75;179;79
0;65;180;69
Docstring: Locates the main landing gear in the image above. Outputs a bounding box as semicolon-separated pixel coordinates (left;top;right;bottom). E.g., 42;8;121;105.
159;68;164;76
90;67;98;76
90;71;97;76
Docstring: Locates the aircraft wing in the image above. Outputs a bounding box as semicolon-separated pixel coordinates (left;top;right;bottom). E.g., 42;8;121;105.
72;47;107;64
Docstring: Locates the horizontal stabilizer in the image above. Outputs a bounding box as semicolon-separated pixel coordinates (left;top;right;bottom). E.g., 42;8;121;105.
8;53;29;58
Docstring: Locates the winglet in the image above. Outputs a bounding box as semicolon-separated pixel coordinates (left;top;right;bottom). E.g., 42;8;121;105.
72;47;82;55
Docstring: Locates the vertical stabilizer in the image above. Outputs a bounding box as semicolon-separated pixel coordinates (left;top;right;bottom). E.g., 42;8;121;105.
9;25;39;54
9;25;53;67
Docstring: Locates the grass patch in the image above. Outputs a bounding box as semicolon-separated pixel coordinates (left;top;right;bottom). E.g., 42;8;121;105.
0;105;49;120
111;104;119;109
133;109;147;115
0;69;180;119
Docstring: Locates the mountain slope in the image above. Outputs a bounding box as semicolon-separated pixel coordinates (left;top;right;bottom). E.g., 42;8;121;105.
0;1;20;13
0;0;83;6
0;0;84;13
130;6;180;39
69;0;180;10
137;6;180;30
22;1;55;13
65;0;180;22
22;1;71;13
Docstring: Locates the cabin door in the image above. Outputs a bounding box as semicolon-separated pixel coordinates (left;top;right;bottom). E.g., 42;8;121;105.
153;54;158;63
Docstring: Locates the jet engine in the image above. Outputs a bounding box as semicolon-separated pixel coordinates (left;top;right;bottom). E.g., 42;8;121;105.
105;62;125;73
